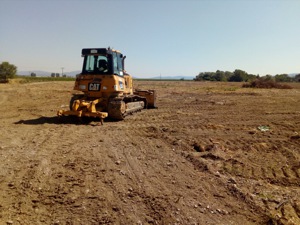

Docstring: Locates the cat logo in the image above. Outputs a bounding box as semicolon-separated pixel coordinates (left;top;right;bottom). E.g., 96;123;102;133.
88;83;101;91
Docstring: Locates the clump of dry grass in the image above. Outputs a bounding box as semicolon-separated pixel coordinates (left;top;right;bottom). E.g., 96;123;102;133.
242;79;292;89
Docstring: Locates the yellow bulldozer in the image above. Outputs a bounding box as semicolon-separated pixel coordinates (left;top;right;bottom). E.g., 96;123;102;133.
57;48;156;123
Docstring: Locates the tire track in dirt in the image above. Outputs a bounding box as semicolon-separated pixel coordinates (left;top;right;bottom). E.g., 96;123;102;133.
220;142;300;186
126;89;300;224
184;138;300;224
105;111;237;223
120;115;265;224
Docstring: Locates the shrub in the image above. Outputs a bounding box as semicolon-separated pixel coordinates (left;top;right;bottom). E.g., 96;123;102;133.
0;62;17;80
242;79;292;89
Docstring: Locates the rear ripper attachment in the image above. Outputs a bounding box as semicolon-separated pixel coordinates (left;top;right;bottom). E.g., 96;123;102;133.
57;97;108;124
57;47;157;124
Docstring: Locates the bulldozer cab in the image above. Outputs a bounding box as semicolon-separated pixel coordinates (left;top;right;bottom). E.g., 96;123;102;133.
81;48;124;76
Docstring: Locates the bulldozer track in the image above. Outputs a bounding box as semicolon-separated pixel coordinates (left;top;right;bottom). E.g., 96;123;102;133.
107;96;146;120
107;99;125;120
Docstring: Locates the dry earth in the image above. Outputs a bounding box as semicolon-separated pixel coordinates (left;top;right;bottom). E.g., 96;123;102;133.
0;80;299;225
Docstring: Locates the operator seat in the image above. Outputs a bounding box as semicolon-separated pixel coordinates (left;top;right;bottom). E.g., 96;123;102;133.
98;59;108;73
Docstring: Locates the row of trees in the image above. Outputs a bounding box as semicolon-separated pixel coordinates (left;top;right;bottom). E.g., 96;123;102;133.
194;69;257;82
194;69;300;82
0;62;68;80
51;73;67;78
1;62;300;83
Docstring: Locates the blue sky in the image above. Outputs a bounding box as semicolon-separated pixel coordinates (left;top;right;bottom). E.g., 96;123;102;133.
1;0;299;78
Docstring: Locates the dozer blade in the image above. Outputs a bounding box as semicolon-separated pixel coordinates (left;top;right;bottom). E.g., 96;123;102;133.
134;89;157;108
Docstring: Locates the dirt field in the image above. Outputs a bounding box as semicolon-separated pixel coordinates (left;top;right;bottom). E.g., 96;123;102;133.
0;80;299;225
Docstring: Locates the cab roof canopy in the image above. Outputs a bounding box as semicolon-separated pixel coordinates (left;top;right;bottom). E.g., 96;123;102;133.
81;48;121;56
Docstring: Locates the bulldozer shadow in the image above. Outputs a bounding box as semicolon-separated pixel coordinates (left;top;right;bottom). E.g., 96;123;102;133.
14;116;114;125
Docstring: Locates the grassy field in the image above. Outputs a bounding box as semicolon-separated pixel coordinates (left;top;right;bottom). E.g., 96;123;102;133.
14;75;76;83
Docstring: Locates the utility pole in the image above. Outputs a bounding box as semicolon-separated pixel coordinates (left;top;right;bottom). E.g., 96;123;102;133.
61;67;64;77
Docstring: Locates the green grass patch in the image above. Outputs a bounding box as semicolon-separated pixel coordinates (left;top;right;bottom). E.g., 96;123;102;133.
15;75;75;83
224;87;238;91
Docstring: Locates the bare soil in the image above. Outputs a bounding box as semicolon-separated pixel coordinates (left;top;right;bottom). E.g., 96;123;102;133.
0;80;299;225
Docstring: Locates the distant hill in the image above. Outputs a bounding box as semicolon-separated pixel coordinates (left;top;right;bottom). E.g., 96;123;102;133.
18;70;51;76
17;71;195;80
18;70;81;77
288;73;299;77
66;71;81;76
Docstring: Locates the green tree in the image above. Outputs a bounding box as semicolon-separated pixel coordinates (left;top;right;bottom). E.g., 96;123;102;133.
194;69;260;82
194;71;230;81
261;75;274;81
214;70;226;81
224;71;233;81
274;74;291;82
229;69;248;82
246;74;258;82
194;72;215;81
0;62;17;80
